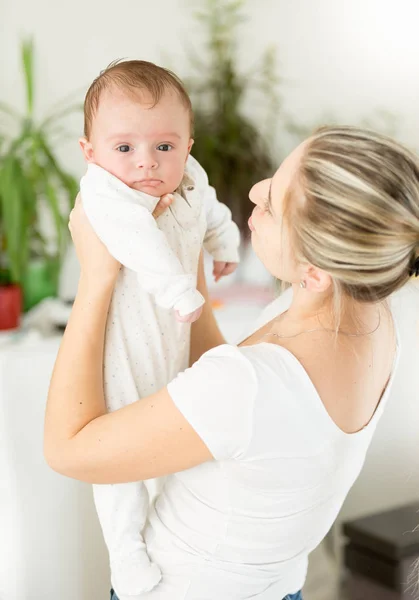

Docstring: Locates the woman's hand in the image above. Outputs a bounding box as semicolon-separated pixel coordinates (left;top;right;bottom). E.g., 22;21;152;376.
69;193;174;287
152;193;174;219
69;194;120;286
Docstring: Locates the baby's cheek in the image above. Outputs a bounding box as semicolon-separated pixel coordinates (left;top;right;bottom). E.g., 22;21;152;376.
167;162;187;191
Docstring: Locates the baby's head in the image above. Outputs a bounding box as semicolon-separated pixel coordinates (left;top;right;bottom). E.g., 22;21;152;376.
80;60;194;196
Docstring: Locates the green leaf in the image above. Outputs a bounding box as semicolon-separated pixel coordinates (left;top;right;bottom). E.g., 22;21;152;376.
43;170;66;259
0;157;30;282
0;101;21;121
37;132;78;212
21;38;35;117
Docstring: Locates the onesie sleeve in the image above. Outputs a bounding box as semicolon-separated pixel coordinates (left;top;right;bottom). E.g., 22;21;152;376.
187;155;241;263
167;345;257;460
81;164;204;317
203;184;241;263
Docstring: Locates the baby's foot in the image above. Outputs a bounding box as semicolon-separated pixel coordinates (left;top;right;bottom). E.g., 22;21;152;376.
175;305;203;323
111;553;161;598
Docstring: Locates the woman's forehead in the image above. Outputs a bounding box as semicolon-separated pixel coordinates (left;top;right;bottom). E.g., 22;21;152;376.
271;141;307;202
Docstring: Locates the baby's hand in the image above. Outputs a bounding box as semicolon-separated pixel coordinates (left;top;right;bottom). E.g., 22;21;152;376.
175;305;203;324
213;261;238;282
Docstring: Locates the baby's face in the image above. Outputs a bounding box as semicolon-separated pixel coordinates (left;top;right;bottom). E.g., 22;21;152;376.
82;88;193;196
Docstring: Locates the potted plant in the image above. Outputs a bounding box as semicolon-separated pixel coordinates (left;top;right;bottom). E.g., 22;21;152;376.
183;0;280;234
0;38;80;328
0;269;21;331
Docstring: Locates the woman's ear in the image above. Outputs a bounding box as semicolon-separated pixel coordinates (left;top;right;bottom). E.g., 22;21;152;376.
304;265;333;293
79;137;94;163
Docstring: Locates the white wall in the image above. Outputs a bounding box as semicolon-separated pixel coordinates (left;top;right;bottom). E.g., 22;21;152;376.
2;0;419;181
3;0;419;496
2;0;419;559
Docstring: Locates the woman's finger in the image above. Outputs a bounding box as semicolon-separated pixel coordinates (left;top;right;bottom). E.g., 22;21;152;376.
152;194;174;219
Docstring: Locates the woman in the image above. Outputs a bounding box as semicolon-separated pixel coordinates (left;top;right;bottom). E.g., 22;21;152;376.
45;127;419;600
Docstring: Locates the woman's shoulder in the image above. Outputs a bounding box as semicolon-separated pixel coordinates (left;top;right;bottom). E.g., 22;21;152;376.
201;341;298;372
200;342;310;397
193;343;259;388
238;342;318;394
168;344;259;460
168;342;329;460
168;344;261;405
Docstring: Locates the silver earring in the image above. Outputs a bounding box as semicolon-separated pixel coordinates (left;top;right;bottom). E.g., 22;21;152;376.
299;280;306;289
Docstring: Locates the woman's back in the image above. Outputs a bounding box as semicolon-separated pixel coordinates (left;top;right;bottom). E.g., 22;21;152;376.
143;317;399;599
243;302;397;435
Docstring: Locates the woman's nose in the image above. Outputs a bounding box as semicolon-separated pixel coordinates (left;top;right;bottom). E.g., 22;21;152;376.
248;184;258;205
249;191;263;211
249;179;271;206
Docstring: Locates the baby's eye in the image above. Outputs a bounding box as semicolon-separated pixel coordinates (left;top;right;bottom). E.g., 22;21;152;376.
157;144;173;152
116;144;132;153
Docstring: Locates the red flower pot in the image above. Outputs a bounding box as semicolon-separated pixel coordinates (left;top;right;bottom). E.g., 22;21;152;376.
0;284;22;331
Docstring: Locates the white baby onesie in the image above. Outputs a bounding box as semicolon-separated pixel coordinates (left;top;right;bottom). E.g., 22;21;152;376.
80;155;240;600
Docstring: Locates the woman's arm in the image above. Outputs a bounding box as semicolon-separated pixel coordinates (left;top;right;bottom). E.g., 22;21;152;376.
189;251;226;366
44;198;212;484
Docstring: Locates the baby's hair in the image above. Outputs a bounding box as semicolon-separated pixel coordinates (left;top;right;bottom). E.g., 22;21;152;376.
83;59;194;138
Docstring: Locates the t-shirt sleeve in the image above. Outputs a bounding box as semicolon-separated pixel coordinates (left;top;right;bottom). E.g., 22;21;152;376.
167;345;257;461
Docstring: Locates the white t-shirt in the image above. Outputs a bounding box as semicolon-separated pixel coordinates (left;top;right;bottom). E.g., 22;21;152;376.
141;292;400;600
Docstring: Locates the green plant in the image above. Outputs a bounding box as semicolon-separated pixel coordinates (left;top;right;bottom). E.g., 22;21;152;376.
0;38;80;287
183;0;280;233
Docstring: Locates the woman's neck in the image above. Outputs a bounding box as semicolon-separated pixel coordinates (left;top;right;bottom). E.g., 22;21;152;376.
286;283;383;333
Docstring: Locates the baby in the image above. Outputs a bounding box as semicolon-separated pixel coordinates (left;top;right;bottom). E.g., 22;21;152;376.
78;60;240;600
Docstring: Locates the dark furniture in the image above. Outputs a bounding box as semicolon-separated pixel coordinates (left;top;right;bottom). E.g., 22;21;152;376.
343;503;419;599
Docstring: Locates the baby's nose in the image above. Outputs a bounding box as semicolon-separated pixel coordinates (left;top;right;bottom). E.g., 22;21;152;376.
136;153;158;169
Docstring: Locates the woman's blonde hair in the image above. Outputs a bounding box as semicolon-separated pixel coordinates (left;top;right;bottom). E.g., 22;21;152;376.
286;126;419;303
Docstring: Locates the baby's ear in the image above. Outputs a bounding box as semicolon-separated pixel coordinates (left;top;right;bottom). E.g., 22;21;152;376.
186;138;194;158
79;137;94;162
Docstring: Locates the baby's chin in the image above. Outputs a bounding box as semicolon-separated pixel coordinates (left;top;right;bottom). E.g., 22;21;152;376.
131;181;173;197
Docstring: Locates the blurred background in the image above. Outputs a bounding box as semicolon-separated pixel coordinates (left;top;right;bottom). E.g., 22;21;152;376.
0;1;418;599
2;0;419;309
